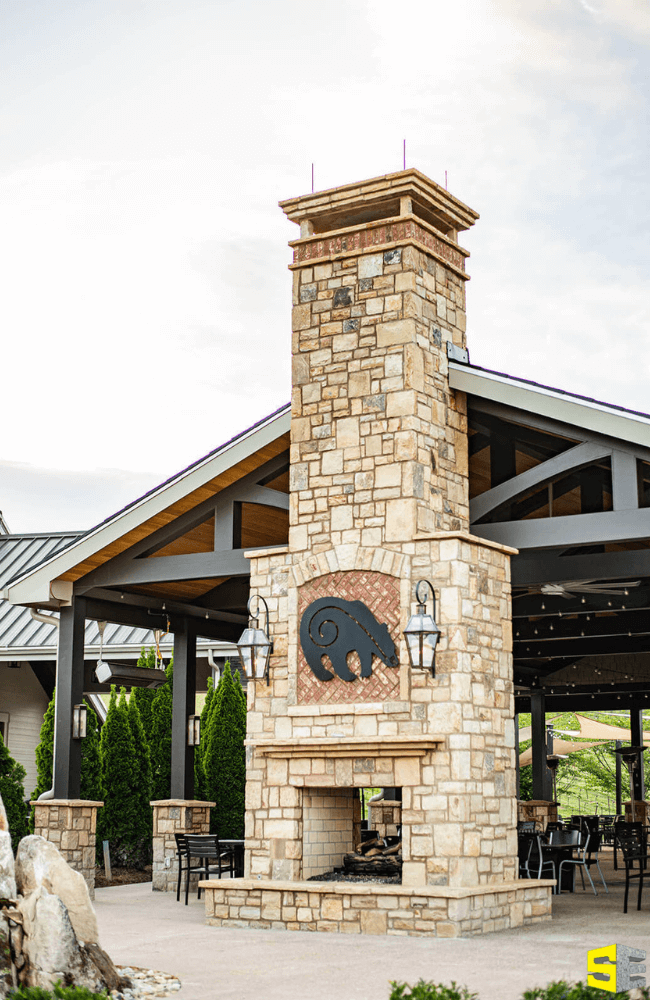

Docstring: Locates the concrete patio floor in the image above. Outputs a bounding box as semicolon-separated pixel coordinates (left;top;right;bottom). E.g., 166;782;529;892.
94;850;650;1000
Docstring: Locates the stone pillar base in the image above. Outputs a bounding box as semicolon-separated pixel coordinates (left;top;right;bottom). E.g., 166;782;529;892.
624;800;650;824
517;800;557;830
31;799;103;899
151;799;215;892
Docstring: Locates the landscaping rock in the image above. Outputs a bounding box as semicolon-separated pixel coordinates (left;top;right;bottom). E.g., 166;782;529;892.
0;914;14;998
0;799;16;900
15;835;99;945
17;885;105;991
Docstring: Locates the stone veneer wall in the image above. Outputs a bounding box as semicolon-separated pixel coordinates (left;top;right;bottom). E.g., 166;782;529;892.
203;878;552;937
302;788;357;879
372;801;402;840
151;799;214;892
31;799;103;899
245;531;519;889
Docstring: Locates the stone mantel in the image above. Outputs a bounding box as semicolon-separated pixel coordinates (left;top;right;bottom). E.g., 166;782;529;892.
246;736;443;758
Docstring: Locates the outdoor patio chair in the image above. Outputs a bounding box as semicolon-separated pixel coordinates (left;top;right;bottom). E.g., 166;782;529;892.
614;820;645;870
558;832;608;896
522;834;557;888
518;821;537;833
617;829;647;913
175;833;236;905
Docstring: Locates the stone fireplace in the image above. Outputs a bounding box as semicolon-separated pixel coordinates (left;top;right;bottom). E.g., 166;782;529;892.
202;168;554;936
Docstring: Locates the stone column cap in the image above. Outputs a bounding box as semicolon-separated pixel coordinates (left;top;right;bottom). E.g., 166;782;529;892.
30;799;104;807
149;799;216;807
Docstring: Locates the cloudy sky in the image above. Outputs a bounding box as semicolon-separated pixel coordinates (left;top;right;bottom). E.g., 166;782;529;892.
2;0;649;533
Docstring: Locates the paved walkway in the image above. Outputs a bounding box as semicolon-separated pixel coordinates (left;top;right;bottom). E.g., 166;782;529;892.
94;854;650;1000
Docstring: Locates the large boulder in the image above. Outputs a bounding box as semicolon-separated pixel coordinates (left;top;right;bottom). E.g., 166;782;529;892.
15;836;98;945
17;886;105;992
0;798;16;901
0;914;14;998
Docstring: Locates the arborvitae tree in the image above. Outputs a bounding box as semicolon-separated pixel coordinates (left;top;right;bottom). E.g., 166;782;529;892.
132;646;158;746
149;661;173;801
203;662;246;838
98;687;139;865
126;692;153;865
193;677;215;802
79;700;102;802
32;693;56;802
0;732;28;853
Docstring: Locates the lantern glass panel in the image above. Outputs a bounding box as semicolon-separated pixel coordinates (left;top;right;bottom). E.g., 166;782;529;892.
237;626;271;680
404;612;440;670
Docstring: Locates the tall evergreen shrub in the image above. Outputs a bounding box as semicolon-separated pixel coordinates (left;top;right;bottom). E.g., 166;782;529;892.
97;687;139;865
132;646;158;746
79;701;102;802
32;694;55;802
126;692;153;864
194;676;215;801
203;662;246;837
0;732;28;852
149;661;173;801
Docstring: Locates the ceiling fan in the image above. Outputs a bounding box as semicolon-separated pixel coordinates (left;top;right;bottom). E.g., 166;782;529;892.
516;580;641;600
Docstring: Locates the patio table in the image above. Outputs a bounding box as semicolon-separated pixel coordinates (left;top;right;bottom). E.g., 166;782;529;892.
219;838;245;877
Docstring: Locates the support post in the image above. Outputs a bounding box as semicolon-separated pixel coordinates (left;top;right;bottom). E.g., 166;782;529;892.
630;707;645;801
171;618;197;799
514;713;520;799
531;691;550;801
53;597;86;799
616;739;622;816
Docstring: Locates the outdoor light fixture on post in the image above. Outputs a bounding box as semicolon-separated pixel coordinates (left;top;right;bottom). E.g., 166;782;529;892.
613;745;648;823
403;580;441;676
72;704;87;740
546;755;560;804
187;715;201;746
237;594;273;684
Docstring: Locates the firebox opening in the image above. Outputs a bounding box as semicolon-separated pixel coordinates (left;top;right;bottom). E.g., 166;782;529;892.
302;786;402;884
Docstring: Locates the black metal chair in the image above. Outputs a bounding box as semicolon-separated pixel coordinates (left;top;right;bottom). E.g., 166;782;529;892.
518;820;537;834
560;831;608;896
523;834;557;888
614;820;644;870
617;829;647;913
175;833;235;905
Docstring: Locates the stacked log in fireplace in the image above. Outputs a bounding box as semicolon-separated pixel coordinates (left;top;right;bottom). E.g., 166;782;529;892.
343;832;402;877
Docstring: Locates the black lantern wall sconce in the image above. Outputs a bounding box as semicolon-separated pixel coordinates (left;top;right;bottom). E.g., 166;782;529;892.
403;579;442;677
72;703;87;740
187;714;201;746
237;594;273;684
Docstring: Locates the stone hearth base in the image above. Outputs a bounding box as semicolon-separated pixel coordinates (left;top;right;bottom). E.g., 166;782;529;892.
200;878;553;938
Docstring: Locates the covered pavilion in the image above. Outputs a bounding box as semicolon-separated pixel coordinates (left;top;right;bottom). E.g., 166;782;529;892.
3;168;650;927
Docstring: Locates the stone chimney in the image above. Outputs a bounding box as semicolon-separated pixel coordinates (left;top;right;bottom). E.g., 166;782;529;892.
280;169;479;556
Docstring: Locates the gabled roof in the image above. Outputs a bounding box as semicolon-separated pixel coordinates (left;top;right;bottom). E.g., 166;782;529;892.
449;362;650;451
4;404;290;607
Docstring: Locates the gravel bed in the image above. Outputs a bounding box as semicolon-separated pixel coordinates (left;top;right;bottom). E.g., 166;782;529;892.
111;966;181;999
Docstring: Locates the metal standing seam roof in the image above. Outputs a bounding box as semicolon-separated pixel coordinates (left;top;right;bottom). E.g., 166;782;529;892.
0;532;233;655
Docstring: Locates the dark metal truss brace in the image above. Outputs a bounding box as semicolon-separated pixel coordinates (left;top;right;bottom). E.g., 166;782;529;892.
469;398;648;549
74;453;289;594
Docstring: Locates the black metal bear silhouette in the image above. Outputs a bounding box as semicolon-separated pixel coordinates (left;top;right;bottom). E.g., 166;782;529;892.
300;597;399;682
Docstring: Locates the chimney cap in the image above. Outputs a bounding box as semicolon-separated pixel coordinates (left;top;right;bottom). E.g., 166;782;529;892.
279;168;479;240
